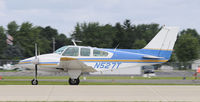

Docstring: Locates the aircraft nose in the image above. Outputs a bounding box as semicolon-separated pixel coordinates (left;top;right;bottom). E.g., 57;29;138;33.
18;57;34;69
19;59;31;64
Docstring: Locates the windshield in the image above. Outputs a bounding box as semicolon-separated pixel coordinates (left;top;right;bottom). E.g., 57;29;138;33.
54;46;68;54
62;47;79;56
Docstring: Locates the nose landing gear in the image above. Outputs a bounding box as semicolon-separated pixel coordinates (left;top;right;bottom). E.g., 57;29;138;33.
31;79;38;85
31;64;38;85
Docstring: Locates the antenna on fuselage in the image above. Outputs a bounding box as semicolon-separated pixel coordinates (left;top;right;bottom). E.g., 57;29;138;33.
72;40;82;46
114;43;120;51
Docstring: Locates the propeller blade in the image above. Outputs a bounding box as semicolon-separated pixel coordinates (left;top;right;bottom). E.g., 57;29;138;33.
31;43;39;65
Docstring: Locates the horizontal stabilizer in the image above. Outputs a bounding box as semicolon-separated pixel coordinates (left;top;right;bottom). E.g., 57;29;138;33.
143;55;164;59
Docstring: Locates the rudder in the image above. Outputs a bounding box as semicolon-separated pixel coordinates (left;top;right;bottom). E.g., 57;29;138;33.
143;26;179;59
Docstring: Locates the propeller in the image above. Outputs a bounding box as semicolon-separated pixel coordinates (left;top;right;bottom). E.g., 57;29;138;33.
31;43;39;85
32;43;39;64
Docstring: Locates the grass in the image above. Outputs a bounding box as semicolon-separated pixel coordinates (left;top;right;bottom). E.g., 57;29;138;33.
0;70;18;72
0;81;67;85
2;76;69;79
83;76;195;80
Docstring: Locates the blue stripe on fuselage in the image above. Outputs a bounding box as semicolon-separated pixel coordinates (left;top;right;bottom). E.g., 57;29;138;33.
100;48;172;60
117;49;172;59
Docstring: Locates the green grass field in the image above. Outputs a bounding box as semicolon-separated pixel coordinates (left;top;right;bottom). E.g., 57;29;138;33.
0;70;18;72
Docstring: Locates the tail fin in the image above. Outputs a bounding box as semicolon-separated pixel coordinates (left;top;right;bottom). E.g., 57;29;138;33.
144;26;179;51
143;26;179;59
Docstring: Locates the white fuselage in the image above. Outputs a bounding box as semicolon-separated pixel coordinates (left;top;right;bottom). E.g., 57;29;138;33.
18;52;160;72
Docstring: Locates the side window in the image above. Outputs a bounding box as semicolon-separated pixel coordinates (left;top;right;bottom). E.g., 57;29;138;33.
62;47;79;56
81;48;90;56
93;49;108;57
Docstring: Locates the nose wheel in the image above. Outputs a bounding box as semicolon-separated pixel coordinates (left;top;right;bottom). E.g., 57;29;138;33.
69;78;80;85
31;79;38;85
31;64;38;85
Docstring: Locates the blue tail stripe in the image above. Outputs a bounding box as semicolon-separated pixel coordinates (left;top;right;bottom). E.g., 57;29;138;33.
103;49;172;60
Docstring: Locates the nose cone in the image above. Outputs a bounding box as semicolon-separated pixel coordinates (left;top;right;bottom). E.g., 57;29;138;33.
19;57;34;64
18;57;35;69
18;53;60;69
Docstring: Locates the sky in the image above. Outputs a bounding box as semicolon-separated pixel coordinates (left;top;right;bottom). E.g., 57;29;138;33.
0;0;200;37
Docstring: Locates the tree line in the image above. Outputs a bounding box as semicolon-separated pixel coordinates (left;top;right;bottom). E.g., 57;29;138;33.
0;20;199;63
0;21;71;59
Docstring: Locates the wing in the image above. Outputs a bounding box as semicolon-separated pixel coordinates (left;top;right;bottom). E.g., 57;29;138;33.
59;57;97;72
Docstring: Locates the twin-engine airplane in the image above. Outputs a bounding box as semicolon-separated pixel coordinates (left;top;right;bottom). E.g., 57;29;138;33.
18;26;179;85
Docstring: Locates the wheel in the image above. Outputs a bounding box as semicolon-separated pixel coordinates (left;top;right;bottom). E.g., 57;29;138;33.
68;78;80;85
31;79;38;85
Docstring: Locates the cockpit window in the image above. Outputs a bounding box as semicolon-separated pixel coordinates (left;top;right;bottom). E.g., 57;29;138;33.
81;48;90;56
62;47;79;56
54;46;67;54
93;49;108;57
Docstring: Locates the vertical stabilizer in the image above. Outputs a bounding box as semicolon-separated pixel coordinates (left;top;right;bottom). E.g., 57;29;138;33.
144;27;179;51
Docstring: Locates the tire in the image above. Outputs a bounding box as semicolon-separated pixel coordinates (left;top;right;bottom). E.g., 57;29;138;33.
68;78;80;85
31;79;38;85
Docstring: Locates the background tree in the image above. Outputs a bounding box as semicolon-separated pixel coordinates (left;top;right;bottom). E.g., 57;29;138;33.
55;34;71;50
180;29;200;42
134;24;160;43
121;19;135;48
71;22;115;48
132;39;146;49
0;26;7;59
2;45;23;59
175;34;200;62
112;22;124;48
7;21;19;36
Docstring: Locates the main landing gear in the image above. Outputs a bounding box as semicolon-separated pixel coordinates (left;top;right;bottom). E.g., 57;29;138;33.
68;78;80;85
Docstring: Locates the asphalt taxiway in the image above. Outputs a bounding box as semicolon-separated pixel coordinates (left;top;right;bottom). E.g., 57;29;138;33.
0;85;200;102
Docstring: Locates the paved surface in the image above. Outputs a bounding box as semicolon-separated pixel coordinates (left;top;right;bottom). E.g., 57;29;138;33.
0;85;200;102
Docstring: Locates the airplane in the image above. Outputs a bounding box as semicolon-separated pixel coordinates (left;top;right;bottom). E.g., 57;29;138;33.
18;26;179;85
